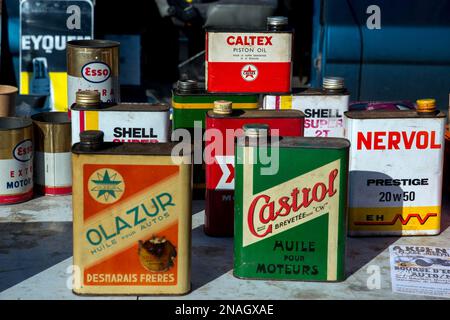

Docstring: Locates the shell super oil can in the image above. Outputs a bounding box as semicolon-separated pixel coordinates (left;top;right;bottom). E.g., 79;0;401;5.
234;125;349;281
72;131;192;295
204;101;304;236
345;99;445;236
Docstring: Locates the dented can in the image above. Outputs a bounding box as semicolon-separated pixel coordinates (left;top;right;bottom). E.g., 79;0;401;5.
206;16;293;93
204;101;304;236
234;128;349;281
263;77;349;137
72;131;192;295
32;112;72;195
0;118;33;204
67;40;120;107
345;99;445;236
172;79;259;198
71;91;170;144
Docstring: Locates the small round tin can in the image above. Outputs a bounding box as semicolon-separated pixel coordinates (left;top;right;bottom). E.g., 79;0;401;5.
32;112;72;196
67;39;120;107
0;117;34;204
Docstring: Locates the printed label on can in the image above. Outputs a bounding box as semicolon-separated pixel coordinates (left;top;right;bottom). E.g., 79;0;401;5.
346;116;445;235
71;110;169;144
78;164;182;288
206;32;292;92
81;62;111;83
35;151;72;194
68;74;119;106
263;94;349;138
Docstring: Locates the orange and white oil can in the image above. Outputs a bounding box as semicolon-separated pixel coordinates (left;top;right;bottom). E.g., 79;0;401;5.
72;131;192;295
345;99;445;236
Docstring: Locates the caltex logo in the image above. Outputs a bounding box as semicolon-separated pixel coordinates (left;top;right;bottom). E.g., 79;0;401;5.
241;64;258;81
88;168;125;204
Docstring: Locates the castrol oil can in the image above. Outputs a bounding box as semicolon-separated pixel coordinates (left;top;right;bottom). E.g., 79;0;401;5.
72;131;192;295
345;99;445;236
262;77;349;138
234;125;349;281
205;101;304;236
71;91;170;144
172;79;258;198
67;40;120;107
0;118;34;204
206;16;293;93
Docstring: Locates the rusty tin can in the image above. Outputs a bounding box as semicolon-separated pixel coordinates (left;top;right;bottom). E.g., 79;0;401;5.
0;117;33;204
32;112;72;196
345;99;446;236
206;16;293;93
234;128;349;281
263;77;349;137
67;40;120;107
172;79;259;199
204;101;304;236
72;131;192;295
71;91;170;144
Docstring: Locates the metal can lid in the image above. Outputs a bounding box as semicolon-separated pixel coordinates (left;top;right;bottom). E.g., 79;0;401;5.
267;16;289;26
323;76;345;90
243;123;269;138
213;100;232;115
80;130;104;146
177;79;199;92
416;98;436;113
76;90;101;107
67;39;120;48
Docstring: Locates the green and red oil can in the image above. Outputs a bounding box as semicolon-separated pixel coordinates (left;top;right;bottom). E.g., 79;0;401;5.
204;101;304;236
234;125;349;281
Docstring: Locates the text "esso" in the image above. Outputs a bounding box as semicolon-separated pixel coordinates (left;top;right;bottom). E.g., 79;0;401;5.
13;139;33;162
81;62;111;83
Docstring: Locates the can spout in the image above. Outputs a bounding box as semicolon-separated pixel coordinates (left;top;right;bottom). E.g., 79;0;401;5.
76;90;101;108
213;100;232;115
416;99;438;115
80;130;104;151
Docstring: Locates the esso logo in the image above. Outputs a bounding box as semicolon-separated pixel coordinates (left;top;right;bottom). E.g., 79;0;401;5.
13;139;33;162
81;62;111;83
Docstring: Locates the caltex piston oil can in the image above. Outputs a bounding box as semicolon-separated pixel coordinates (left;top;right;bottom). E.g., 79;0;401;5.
67;40;120;107
345;99;445;236
71;91;170;144
234;125;349;281
0;118;34;204
262;77;349;138
72;131;192;295
206;16;293;93
204;101;304;236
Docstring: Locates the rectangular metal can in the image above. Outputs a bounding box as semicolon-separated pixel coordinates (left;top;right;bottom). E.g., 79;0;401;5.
71;103;170;144
345;110;446;236
205;109;304;236
72;137;192;295
234;137;349;281
262;88;349;138
0;118;34;204
206;29;293;93
67;40;120;106
32;112;72;196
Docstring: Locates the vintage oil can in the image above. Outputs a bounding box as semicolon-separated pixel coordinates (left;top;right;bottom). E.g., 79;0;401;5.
32;112;72;195
206;16;293;93
72;130;192;295
67;39;120;106
345;99;445;236
204;101;304;236
0;117;34;204
71;91;170;144
172;79;258;198
262;77;349;137
234;125;349;281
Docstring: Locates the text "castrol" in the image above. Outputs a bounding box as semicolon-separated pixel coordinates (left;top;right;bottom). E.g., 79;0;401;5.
357;131;441;150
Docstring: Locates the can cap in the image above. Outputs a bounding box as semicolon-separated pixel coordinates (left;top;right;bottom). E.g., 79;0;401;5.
267;16;288;27
416;99;436;114
243;123;269;138
323;76;345;90
177;79;199;93
76;90;101;107
213;100;232;115
80;130;104;150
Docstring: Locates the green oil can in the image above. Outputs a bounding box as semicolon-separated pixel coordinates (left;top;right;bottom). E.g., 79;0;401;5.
234;127;349;281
